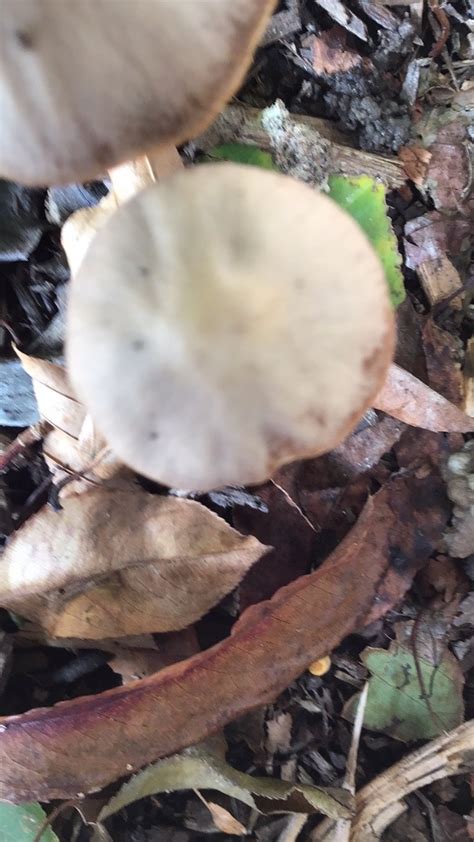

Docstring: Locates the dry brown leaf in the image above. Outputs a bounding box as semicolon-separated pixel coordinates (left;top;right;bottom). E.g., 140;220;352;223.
14;347;125;492
398;145;432;186
0;487;267;638
0;473;451;802
373;363;474;433
195;794;247;836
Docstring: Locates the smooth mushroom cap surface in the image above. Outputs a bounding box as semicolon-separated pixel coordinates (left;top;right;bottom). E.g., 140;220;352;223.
0;0;275;185
67;164;395;491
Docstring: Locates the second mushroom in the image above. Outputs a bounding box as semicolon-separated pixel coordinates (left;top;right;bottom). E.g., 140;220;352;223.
67;163;395;491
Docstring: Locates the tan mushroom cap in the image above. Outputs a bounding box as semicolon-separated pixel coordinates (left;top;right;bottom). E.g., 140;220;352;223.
0;0;275;185
67;164;395;491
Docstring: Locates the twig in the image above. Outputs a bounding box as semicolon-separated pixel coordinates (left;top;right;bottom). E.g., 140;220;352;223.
194;104;405;188
53;445;112;496
411;611;449;735
0;421;52;473
428;1;451;58
311;721;474;841
33;799;77;842
323;684;369;842
271;479;318;533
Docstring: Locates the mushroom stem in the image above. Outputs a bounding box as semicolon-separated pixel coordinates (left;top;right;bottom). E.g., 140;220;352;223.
108;147;183;204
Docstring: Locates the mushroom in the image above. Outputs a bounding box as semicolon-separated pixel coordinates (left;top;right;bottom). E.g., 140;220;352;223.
0;0;275;185
67;164;395;491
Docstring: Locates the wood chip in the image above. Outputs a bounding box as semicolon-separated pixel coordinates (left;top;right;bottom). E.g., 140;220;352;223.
260;8;301;46
311;721;474;841
417;255;464;309
302;28;362;75
464;337;474;418
314;0;368;41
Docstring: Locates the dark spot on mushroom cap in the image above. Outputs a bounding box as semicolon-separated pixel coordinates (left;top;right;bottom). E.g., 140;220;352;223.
149;431;159;441
15;30;35;49
131;339;145;351
139;266;149;277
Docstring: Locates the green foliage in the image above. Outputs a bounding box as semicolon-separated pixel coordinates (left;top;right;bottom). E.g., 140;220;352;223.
0;802;59;842
328;175;405;308
204;143;277;170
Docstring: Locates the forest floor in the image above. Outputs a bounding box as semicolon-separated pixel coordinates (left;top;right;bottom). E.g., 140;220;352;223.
0;1;473;840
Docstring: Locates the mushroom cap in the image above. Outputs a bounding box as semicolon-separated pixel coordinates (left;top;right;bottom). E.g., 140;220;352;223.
67;164;395;491
0;0;275;185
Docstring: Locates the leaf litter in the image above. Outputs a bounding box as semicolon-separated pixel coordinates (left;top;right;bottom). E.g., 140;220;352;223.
0;0;473;837
0;473;454;801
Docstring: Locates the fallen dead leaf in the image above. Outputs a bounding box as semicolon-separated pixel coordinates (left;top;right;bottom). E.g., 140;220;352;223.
373;363;474;433
0;487;267;638
198;798;247;836
420;556;467;607
398;145;432;186
14;347;125;493
98;746;352;822
344;620;464;741
0;473;452;801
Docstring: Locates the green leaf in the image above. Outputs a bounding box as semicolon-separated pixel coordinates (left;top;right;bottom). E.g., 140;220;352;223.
99;747;352;822
343;623;464;742
204;143;277;170
328;175;405;308
0;802;59;842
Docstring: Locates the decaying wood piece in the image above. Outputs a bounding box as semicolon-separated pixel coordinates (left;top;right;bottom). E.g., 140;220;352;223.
0;420;52;473
464;337;474;417
311;720;474;841
194;103;406;188
417;255;464;308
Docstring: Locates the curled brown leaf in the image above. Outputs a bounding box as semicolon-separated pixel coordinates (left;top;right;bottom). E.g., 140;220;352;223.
0;473;450;802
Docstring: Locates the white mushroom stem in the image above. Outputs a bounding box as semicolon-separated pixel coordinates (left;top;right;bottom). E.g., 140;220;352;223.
62;149;183;275
108;147;183;204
